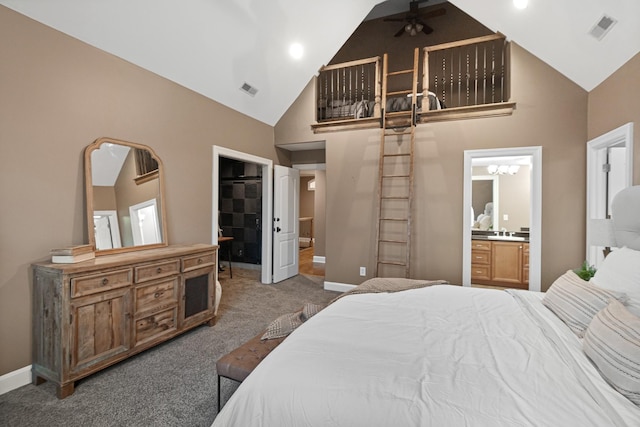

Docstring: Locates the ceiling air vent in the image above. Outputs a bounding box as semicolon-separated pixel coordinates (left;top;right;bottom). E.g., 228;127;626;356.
589;15;617;41
240;82;258;97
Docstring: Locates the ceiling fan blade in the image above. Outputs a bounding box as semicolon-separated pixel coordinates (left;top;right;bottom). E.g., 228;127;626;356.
394;25;406;37
384;17;406;22
421;23;434;35
420;7;447;20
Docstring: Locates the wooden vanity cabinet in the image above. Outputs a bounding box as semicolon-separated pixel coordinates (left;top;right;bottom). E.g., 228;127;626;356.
32;244;217;398
471;240;492;281
492;241;523;285
471;240;529;289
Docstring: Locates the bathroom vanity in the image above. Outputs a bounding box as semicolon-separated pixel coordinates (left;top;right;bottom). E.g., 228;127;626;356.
471;232;529;288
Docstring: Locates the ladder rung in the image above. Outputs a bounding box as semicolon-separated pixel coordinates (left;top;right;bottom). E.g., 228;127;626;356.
377;261;407;266
381;196;409;200
382;174;410;178
387;69;413;76
380;218;408;221
383;153;410;157
387;90;412;96
379;239;407;244
384;130;411;136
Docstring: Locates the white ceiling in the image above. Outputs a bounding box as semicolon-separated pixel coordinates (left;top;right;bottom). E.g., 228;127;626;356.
2;0;639;126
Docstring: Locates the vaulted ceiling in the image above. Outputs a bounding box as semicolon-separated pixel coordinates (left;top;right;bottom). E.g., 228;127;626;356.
2;0;638;126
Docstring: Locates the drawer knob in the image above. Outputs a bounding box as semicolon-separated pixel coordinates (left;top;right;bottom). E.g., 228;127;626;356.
102;278;109;286
154;292;161;298
197;258;203;264
156;267;162;273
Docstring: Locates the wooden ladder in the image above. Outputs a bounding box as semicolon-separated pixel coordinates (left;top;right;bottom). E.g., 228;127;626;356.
374;48;419;278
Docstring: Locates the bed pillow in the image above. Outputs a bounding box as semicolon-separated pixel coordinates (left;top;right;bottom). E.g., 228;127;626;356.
583;300;640;406
590;247;640;316
542;270;627;338
302;302;323;321
261;311;303;340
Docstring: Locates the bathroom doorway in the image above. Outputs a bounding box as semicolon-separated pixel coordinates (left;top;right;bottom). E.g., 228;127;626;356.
218;157;263;267
212;146;273;284
462;147;542;291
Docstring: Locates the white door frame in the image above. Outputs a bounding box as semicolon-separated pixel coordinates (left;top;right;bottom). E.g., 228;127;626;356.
213;146;273;284
463;146;542;291
586;122;634;266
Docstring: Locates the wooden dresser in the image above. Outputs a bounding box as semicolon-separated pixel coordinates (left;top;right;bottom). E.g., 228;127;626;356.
31;244;217;398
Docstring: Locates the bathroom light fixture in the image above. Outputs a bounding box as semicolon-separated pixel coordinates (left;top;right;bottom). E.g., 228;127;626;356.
487;165;520;175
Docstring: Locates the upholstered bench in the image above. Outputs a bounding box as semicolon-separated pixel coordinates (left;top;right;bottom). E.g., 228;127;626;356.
216;331;286;410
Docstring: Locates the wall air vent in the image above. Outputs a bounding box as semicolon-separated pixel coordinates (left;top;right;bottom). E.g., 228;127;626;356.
240;82;258;97
589;15;617;41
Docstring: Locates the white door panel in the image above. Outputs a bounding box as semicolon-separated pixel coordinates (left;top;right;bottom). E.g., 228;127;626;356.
273;165;299;283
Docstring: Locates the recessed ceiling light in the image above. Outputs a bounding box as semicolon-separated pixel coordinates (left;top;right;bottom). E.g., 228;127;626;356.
513;0;528;9
289;43;304;60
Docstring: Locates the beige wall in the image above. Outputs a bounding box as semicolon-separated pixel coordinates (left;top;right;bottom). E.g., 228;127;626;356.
588;52;640;184
275;42;589;288
0;6;279;375
313;170;327;257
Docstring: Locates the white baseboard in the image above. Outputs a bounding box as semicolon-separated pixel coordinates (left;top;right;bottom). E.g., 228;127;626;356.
312;256;325;264
324;281;356;292
0;365;31;395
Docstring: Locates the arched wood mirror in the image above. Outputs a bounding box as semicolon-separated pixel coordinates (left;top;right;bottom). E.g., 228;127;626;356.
85;137;168;255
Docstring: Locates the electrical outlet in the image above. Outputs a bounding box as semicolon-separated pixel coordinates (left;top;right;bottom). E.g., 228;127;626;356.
359;267;366;276
503;214;509;221
238;249;243;256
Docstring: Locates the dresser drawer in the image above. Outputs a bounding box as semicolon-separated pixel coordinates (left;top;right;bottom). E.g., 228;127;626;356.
134;277;179;314
134;307;178;347
135;260;180;283
182;252;216;272
71;269;133;298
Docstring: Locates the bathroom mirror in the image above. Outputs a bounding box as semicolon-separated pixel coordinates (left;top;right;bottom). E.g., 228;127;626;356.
85;137;168;255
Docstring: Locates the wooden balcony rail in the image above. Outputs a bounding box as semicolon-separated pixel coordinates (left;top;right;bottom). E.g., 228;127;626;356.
423;33;508;109
316;56;381;123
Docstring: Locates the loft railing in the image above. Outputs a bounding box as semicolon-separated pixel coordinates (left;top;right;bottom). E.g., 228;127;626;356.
316;56;381;122
423;34;508;109
312;33;513;132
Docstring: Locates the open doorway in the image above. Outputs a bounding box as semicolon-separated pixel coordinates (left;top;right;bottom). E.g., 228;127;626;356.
298;170;326;277
463;146;542;292
212;146;273;284
586;122;633;268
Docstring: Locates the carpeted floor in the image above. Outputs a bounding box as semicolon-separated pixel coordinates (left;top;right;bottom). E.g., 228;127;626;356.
0;269;339;427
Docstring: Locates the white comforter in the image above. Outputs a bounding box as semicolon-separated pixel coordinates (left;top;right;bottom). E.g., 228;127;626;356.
212;285;640;426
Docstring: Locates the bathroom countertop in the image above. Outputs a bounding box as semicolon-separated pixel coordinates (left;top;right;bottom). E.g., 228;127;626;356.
472;233;529;243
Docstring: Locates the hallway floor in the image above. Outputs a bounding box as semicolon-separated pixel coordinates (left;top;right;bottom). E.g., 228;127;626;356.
299;247;325;277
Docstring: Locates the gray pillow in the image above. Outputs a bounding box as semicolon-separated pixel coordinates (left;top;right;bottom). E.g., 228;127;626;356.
261;311;303;340
583;300;640;406
302;302;323;321
542;270;626;338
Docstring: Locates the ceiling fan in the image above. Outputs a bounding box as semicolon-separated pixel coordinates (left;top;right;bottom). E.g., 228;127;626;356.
384;0;447;37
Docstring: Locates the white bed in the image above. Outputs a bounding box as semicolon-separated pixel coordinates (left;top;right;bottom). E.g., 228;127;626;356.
212;187;640;426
